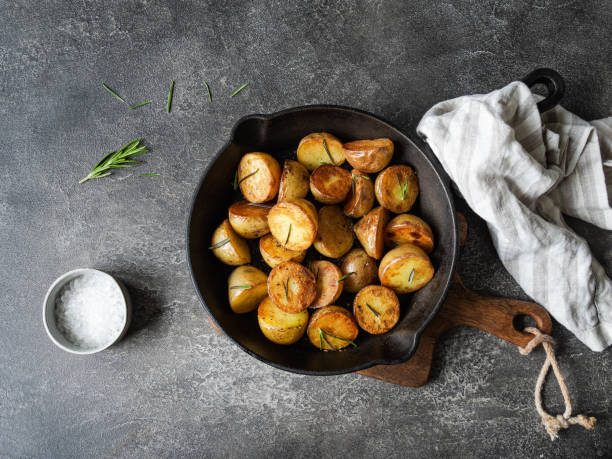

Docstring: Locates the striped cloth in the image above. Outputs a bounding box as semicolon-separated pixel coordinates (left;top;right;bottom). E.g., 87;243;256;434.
417;81;612;351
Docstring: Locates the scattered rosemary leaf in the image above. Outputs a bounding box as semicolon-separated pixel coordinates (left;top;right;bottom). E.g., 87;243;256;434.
338;272;356;282
319;328;325;350
320;329;357;348
408;268;415;283
130;101;151;110
248;203;273;208
397;173;409;200
166;80;175;113
79;138;148;184
322;138;335;165
204;81;212;102
352;174;370;181
238;168;259;185
321;330;335;350
139;173;159;177
365;302;380;317
230;285;252;290
209;238;230;250
283;279;289;301
285;224;292;244
230;82;249;98
232;170;238;190
102;83;125;103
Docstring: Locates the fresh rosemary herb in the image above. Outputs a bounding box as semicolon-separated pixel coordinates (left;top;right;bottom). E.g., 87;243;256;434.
397;173;409;200
319;329;357;349
320;329;335;350
209;238;230;250
408;268;415;283
204;81;212;102
352;174;370;181
130;101;151;110
139;173;159;177
285;223;292;245
238;168;259;185
230;82;249;98
230;285;252;290
365;302;380;317
283;279;289;301
338;272;356;282
102;83;125;103
79;138;149;184
232;171;238;190
322;138;335;165
319;328;324;350
248;203;273;208
166;80;174;113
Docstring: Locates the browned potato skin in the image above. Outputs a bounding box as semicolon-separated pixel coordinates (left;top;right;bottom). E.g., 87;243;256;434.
268;261;316;313
343;138;394;173
278;160;310;202
384;214;434;253
307;306;359;350
340;248;378;293
210;219;251;266
228;200;271;239
353;285;400;334
309;260;343;309
309;165;352;204
297;132;345;171
353;206;389;259
238;152;281;203
257;296;309;345
313;206;354;259
343;169;375;218
259;234;306;268
267;199;318;251
228;265;268;314
375;165;419;213
378;243;434;294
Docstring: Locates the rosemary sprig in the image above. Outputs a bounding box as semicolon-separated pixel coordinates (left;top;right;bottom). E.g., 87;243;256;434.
102;83;125;103
166;80;174;113
230;285;252;290
209;238;230;250
130;101;151;110
248;203;273;208
238;169;259;185
230;82;249;98
397;173;409;200
204;81;212;102
352;174;370;181
232;171;239;190
139;173;159;177
319;328;324;350
79;139;149;184
319;329;335;350
285;224;292;245
338;272;356;282
365;302;380;317
322;138;335;165
283;279;290;301
408;268;415;283
319;329;357;349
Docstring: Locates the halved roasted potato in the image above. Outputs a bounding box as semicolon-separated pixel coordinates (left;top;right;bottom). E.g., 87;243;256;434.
259;234;306;268
307;306;359;351
344;169;375;218
257;296;309;345
339;248;378;293
210;219;251;266
268;199;318;251
278;160;310;202
378;243;434;294
297;132;345;171
353;206;389;259
309;165;352;204
268;261;316;313
228;265;268;314
384;213;434;253
374;165;418;213
309;260;343;309
228;200;271;239
238;152;281;203
353;285;400;334
342;138;394;173
313;206;353;258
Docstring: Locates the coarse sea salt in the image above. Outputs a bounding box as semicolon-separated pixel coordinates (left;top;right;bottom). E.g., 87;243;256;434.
54;272;125;350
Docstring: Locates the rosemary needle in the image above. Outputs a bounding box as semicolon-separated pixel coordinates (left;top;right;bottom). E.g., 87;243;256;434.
238;168;259;185
166;80;175;113
408;268;415;283
230;82;249;98
102;83;125;103
365;302;380;317
204;81;212;102
322;138;335;165
338;272;356;282
232;171;239;190
130;101;151;110
209;238;230;250
285;224;292;245
230;285;252;290
79;138;148;184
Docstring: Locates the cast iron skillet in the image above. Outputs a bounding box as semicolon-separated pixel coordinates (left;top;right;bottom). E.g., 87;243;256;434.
186;68;564;375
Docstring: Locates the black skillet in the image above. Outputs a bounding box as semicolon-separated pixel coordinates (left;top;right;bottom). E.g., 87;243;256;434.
186;68;564;375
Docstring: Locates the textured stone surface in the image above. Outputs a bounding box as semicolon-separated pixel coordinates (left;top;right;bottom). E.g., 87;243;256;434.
1;1;611;457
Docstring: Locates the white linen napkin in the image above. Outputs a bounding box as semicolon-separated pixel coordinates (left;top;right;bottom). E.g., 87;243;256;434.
417;81;612;351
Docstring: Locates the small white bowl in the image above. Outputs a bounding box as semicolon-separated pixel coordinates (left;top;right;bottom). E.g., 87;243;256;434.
42;268;132;354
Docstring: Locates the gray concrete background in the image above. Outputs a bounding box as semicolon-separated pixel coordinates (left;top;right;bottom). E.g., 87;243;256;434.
1;0;611;457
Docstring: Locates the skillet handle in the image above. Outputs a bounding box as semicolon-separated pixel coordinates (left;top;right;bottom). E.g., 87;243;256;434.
521;68;565;113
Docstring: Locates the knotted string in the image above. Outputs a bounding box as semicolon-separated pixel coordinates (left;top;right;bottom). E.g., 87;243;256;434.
519;327;597;440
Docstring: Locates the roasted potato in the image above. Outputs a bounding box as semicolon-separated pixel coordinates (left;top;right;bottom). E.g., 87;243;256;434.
378;243;434;294
353;206;389;259
259;234;306;268
339;248;378;293
228;200;271;239
309;260;343;309
268;261;317;313
210;219;251;266
257;296;309;345
297;132;345;171
374;165;418;213
238;152;281;203
353;285;400;334
268;199;318;251
384;213;434;253
309;165;352;204
344;170;375;218
278;160;310;202
228;265;268;314
307;306;359;350
342;138;394;173
313;206;354;258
